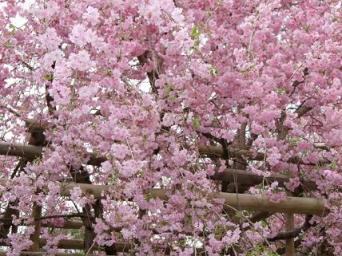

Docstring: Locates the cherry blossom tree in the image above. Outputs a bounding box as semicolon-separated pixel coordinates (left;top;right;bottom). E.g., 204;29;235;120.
0;0;341;255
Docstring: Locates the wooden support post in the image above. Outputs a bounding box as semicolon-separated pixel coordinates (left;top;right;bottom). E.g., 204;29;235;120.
29;203;42;251
285;213;295;256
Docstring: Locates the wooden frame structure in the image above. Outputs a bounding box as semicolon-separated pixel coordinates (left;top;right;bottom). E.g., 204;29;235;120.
0;124;327;255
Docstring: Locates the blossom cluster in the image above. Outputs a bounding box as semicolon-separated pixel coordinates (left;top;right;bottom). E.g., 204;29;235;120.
0;0;341;255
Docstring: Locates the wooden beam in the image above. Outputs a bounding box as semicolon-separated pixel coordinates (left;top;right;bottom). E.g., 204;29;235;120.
0;219;83;229
0;179;326;215
198;145;330;166
0;142;106;166
0;143;42;160
0;143;316;191
64;184;325;215
211;168;315;190
41;238;96;250
150;189;326;215
0;253;87;256
0;142;330;166
42;220;83;229
0;239;131;251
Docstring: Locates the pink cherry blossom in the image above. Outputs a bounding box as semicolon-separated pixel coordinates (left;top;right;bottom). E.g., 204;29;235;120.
68;50;94;71
0;0;341;255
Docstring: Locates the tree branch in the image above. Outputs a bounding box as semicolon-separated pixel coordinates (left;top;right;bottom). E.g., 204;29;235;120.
268;215;313;241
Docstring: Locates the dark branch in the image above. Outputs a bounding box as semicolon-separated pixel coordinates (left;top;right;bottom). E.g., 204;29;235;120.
268;215;313;241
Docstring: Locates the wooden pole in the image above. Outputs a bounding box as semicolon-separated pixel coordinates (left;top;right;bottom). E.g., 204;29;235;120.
0;179;325;215
198;144;330;166
29;203;42;251
0;239;131;251
0;219;83;229
285;214;295;256
149;189;326;215
0;253;86;256
0;142;42;160
0;142;330;166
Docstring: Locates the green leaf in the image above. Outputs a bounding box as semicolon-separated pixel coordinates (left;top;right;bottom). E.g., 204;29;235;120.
288;136;300;146
43;73;54;82
328;160;337;169
210;66;219;76
192;115;201;129
4;40;13;49
190;26;200;40
276;87;286;95
214;225;225;239
191;26;201;49
164;83;173;97
246;244;280;256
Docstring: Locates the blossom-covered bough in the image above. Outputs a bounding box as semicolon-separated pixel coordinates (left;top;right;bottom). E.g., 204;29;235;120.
0;0;341;255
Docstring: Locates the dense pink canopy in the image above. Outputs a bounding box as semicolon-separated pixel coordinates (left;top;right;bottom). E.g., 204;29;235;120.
0;0;341;255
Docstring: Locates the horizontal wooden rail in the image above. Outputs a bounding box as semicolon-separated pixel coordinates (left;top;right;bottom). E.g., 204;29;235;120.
0;239;131;251
0;142;330;167
0;180;320;215
0;143;316;190
0;219;83;229
149;189;326;215
0;143;42;159
0;239;88;250
0;253;88;256
198;145;330;166
46;220;82;229
0;142;103;165
211;168;315;190
0;178;325;215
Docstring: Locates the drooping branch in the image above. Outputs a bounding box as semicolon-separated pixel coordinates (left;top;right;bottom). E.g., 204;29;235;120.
68;165;98;253
249;211;273;223
268;215;313;242
45;60;57;115
0;200;19;239
0;126;47;241
137;50;163;94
